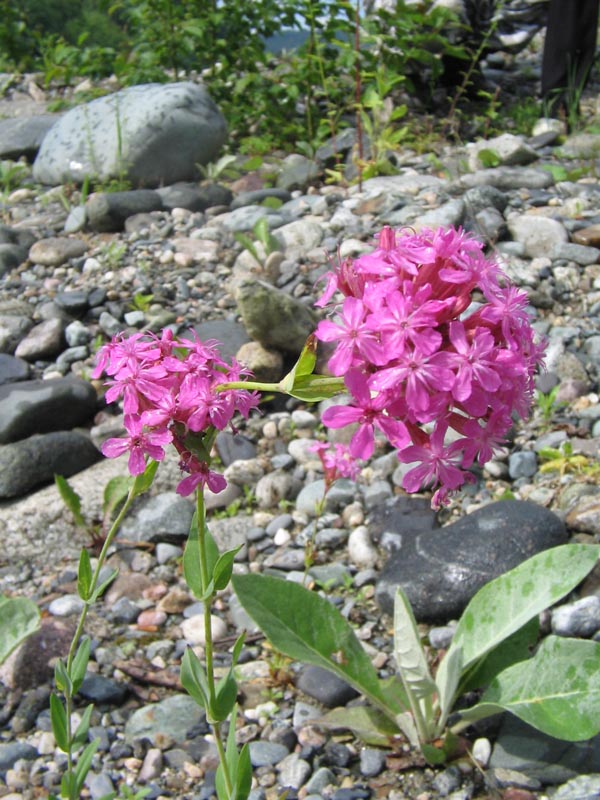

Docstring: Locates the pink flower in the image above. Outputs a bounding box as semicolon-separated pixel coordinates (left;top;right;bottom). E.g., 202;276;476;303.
322;370;410;459
398;422;467;498
101;416;172;475
316;297;384;375
311;441;361;485
176;457;228;497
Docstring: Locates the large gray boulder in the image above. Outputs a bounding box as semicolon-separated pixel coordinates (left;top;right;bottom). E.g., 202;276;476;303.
33;82;227;188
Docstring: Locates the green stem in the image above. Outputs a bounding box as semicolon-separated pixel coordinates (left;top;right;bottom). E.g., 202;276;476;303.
62;479;140;799
195;489;234;800
216;379;282;394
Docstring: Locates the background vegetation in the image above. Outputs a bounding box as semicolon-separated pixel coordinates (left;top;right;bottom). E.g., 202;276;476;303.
0;0;534;155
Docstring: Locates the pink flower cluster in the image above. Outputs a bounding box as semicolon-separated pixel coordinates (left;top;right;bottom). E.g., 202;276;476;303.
315;226;545;507
93;330;259;495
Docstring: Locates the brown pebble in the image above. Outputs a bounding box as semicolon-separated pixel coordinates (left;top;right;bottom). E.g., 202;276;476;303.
136;608;167;628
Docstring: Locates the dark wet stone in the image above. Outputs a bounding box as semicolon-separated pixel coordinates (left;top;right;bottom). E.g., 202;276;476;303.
0;114;59;159
10;687;51;735
0;376;97;444
296;665;359;708
490;716;600;785
0;430;101;498
0;353;30;385
368;495;439;544
86;190;163;232
54;290;90;316
374;501;567;623
215;431;257;465
118;491;195;544
0;741;38;774
79;674;128;705
186;319;249;363
157;181;233;212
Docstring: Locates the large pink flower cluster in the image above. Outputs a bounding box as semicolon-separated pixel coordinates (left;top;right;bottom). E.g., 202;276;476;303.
315;225;545;507
93;330;259;495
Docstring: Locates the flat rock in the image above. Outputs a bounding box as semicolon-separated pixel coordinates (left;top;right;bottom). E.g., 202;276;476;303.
466;133;539;171
157;181;232;212
0;376;97;443
86;190;163;232
0;353;30;385
374;500;567;622
490;716;600;785
33;82;227;187
124;694;205;746
28;236;88;267
0;431;101;498
14;317;65;361
507;214;569;258
118;491;194;544
0;114;59;159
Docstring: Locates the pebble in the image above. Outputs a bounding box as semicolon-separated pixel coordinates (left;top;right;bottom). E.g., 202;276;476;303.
551;596;600;638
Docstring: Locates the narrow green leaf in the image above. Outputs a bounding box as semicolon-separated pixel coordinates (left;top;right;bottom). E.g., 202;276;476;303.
89;568;118;603
55;474;86;528
74;739;100;795
434;643;463;735
232;574;391;711
131;459;159;498
54;658;72;695
77;550;93;601
184;515;219;599
102;475;132;520
393;587;436;700
421;743;448;765
0;596;40;665
70;636;91;694
212;669;238;722
235;743;252;800
319;705;401;746
443;544;599;675
455;636;600;741
278;335;319;394
72;703;94;747
231;631;246;666
213;546;242;592
216;705;241;800
50;693;69;752
180;647;210;709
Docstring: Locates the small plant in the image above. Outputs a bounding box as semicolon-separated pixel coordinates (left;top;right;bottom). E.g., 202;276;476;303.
197;154;240;182
538;440;600;477
535;386;567;421
101;240;127;269
234;217;281;269
0;159;29;195
129;292;154;313
234;543;600;762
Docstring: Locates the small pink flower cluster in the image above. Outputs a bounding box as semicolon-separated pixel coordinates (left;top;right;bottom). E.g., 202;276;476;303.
93;330;259;495
315;226;545;507
311;441;361;487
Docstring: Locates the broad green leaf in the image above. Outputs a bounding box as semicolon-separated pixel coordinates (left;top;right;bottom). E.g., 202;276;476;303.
434;643;463;735
55;474;86;527
232;574;391;711
131;459;159;498
393;587;436;700
70;636;91;694
443;544;599;675
455;636;600;741
103;475;132;520
90;568;118;603
235;743;252;800
319;705;402;747
50;693;69;752
213;546;242;592
180;647;210;709
77;549;93;601
458;617;539;695
72;703;94;747
0;596;40;665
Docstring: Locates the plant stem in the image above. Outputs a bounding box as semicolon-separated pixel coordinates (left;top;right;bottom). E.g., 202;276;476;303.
195;488;234;800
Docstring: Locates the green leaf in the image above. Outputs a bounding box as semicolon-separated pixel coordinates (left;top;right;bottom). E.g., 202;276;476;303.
319;705;401;746
278;335;319;394
393;587;436;700
0;596;40;665
71;636;91;694
184;515;219;599
231;632;246;666
50;693;69;752
73;739;100;795
213;546;242;592
131;459;159;498
54;658;72;695
232;574;391;712
456;636;600;740
103;475;132;521
458;617;539;694
180;647;210;709
55;474;86;528
212;669;238;722
283;373;346;402
441;544;599;677
89;568;118;603
234;743;252;800
72;702;94;747
77;550;93;601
